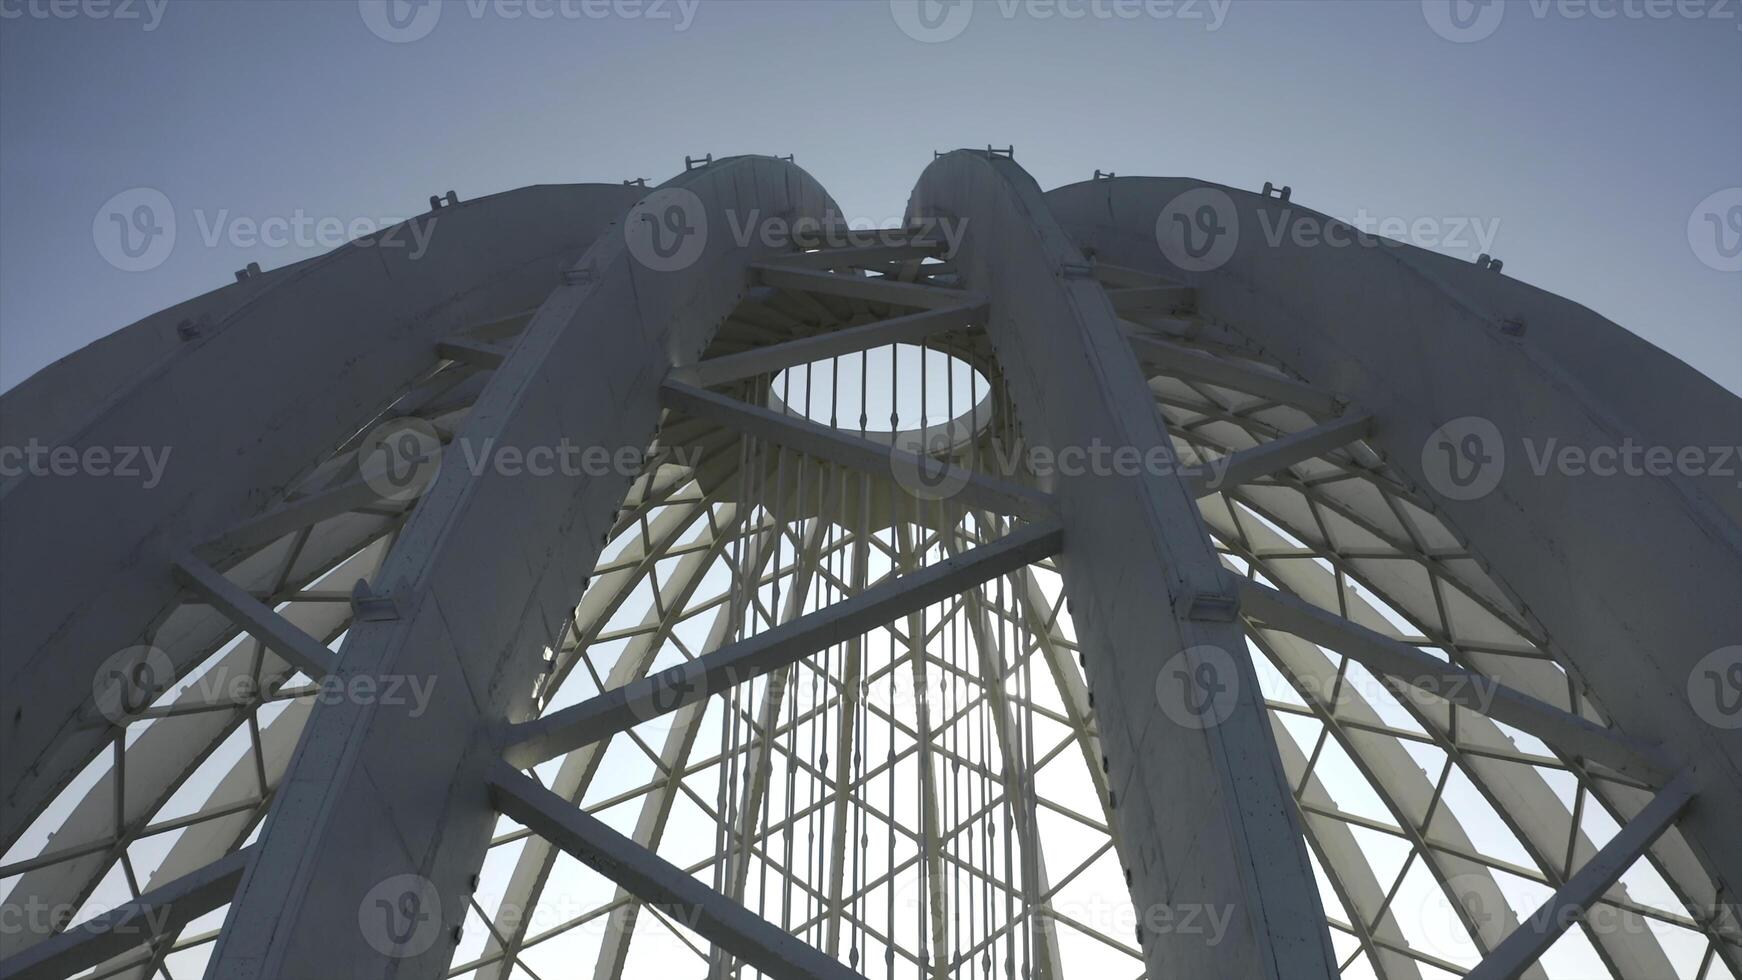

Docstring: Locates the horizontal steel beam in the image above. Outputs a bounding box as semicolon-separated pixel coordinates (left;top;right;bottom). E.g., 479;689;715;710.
485;763;864;980
675;303;986;388
753;265;980;311
1463;770;1696;980
1128;332;1342;415
661;381;1055;522
1238;581;1673;783
0;846;251;980
174;555;339;678
1191;413;1374;496
501;518;1065;768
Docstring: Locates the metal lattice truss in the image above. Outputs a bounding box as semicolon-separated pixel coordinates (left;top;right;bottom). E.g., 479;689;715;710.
2;153;1738;980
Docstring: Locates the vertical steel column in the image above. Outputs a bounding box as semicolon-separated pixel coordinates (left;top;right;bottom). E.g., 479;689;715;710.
204;157;837;979
908;150;1339;980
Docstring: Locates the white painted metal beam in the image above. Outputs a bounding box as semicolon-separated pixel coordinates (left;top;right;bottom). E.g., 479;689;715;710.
1127;333;1342;415
1237;580;1672;784
821;529;871;960
956;563;1067;980
486;763;865;980
1190;413;1374;496
1048;174;1742;896
675;303;986;388
0;184;642;849
196;476;393;559
661;380;1055;521
910;149;1342;980
502;518;1065;767
203;156;841;980
1462;771;1697;980
173;554;339;679
0;846;250;980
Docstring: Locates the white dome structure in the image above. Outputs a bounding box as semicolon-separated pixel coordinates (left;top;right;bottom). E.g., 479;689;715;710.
2;151;1738;980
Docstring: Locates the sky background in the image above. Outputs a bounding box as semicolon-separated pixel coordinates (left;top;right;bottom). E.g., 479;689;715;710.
1;0;1738;396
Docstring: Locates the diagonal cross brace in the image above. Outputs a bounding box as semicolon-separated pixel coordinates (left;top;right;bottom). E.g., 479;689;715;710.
1463;770;1697;980
0;847;252;980
1189;413;1374;497
500;518;1065;768
1239;580;1674;783
174;554;339;679
486;763;865;980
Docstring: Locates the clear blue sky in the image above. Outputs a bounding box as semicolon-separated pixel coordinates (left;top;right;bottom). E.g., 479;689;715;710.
2;0;1738;394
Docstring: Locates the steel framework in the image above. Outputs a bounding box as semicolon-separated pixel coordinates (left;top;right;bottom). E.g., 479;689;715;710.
2;152;1738;980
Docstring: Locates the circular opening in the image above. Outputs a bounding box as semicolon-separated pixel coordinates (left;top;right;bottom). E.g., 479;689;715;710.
770;343;991;450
